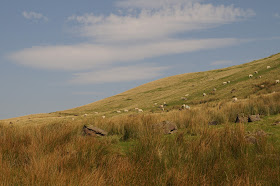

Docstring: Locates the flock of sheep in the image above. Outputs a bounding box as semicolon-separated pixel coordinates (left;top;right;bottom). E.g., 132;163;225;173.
202;65;279;102
82;65;278;119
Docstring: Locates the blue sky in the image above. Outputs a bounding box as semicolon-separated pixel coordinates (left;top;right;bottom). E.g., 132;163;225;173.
1;0;280;119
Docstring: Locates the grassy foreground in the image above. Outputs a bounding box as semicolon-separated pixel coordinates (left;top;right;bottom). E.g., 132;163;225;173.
1;92;280;185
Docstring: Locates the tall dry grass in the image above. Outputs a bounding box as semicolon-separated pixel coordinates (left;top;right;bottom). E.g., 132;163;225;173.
1;93;280;185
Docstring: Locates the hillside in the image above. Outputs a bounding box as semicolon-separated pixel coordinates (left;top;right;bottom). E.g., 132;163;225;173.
1;53;280;185
2;53;280;124
61;53;280;114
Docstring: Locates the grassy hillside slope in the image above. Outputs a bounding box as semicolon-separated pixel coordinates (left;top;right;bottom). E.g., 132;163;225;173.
62;53;280;115
1;53;280;124
1;53;280;185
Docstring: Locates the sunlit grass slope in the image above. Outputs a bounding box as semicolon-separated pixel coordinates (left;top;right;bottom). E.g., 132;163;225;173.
2;53;280;123
62;53;280;115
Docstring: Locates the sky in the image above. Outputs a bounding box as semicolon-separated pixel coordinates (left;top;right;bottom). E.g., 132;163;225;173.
0;0;280;119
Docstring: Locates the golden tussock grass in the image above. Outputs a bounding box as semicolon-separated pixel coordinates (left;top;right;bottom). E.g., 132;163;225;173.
1;92;280;185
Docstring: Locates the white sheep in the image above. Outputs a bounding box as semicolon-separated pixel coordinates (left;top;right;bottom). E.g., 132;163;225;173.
232;97;238;102
102;116;106;119
84;114;88;117
159;105;164;108
203;93;207;96
276;80;280;84
185;105;190;110
124;109;129;112
154;103;158;105
94;112;98;114
116;110;121;113
259;76;262;79
249;74;253;78
72;118;75;121
254;71;258;74
267;66;271;69
227;81;231;83
260;85;265;88
213;88;217;91
138;109;143;112
223;82;227;85
185;94;189;97
163;102;167;106
135;108;139;110
181;97;187;100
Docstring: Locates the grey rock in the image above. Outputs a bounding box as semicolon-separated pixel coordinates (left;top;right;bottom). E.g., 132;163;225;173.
152;121;178;134
235;114;248;123
208;121;218;125
83;125;108;137
248;114;261;122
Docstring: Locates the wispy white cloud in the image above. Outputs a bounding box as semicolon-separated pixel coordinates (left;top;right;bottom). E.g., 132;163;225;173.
70;65;168;84
210;60;232;66
69;2;254;43
274;13;280;18
10;1;256;84
22;11;48;21
8;38;242;71
72;91;102;95
116;0;201;9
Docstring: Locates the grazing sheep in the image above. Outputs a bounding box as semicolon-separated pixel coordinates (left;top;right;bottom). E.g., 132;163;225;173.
116;110;121;113
84;114;88;117
232;97;238;102
181;97;187;100
154;103;158;105
276;80;280;84
249;74;253;78
203;93;207;96
267;66;271;69
94;112;98;114
135;108;139;110
260;85;265;88
254;71;258;74
72;118;75;121
213;88;217;91
227;81;231;83
138;109;143;112
185;94;189;97
163;102;167;106
161;107;165;111
181;104;190;110
124;109;129;112
223;82;227;85
259;76;262;79
102;116;106;119
159;105;164;108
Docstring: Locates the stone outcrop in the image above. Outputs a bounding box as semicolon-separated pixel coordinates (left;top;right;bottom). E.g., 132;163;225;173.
248;115;261;122
208;121;218;125
152;121;178;134
83;125;108;137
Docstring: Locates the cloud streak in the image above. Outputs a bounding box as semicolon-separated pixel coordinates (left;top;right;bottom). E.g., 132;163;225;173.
8;38;242;71
210;60;232;66
70;65;169;84
116;0;200;9
9;1;256;84
69;2;254;43
274;13;280;18
22;11;48;21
